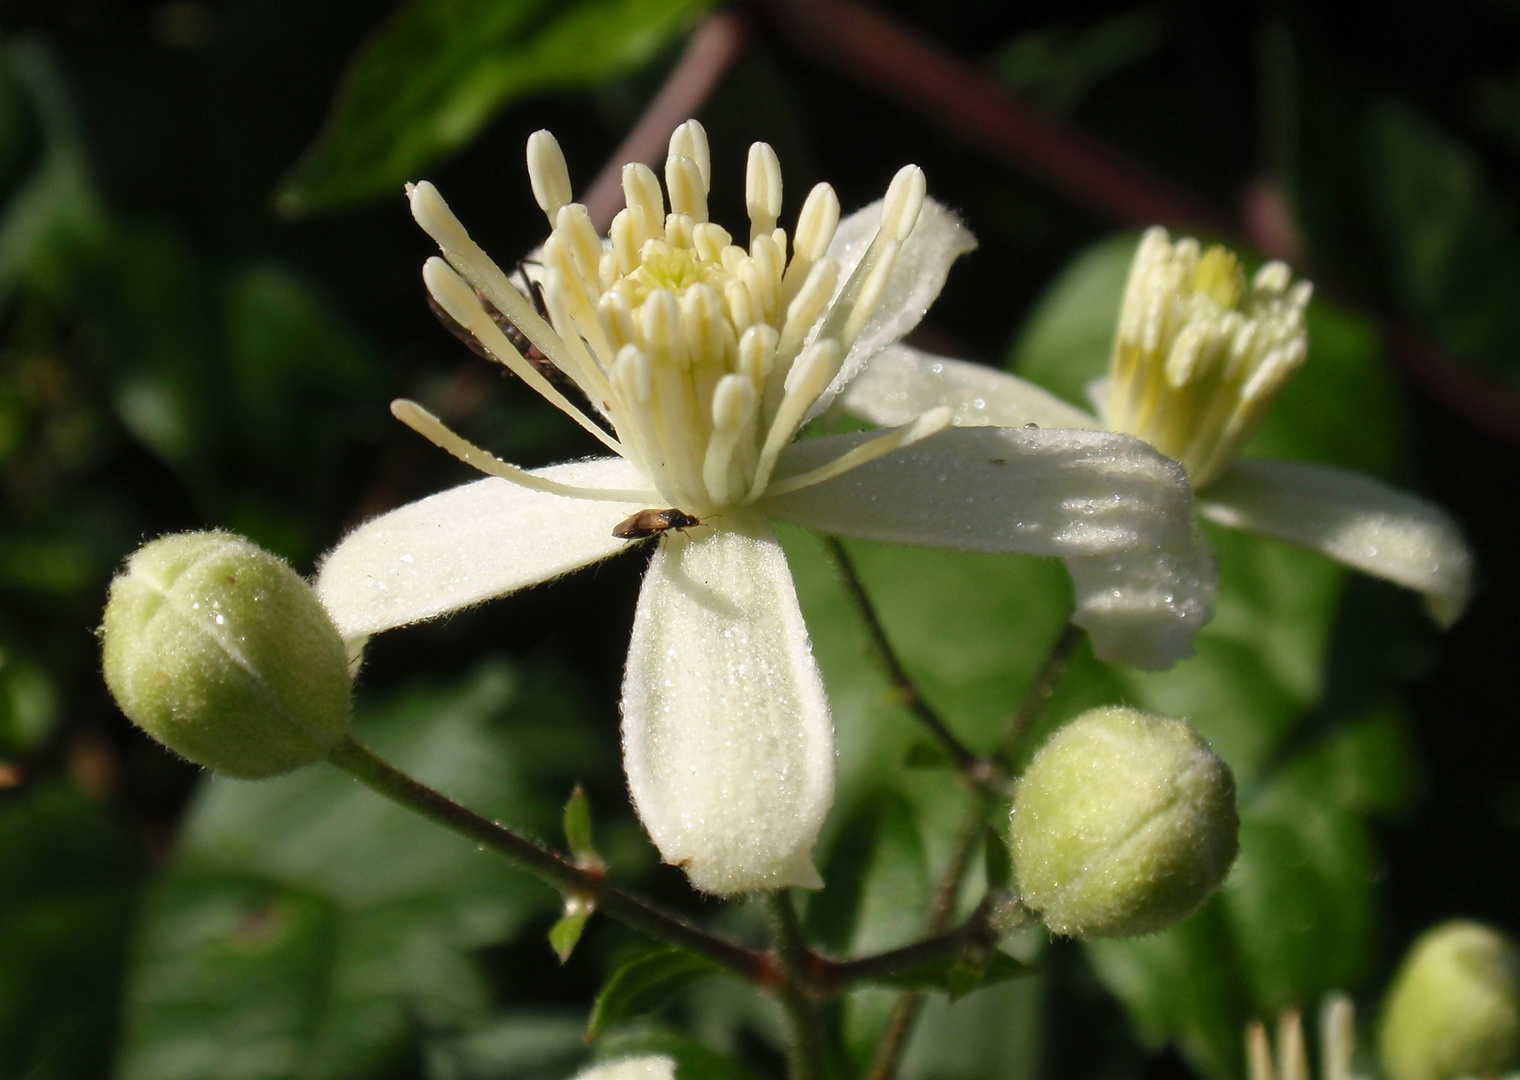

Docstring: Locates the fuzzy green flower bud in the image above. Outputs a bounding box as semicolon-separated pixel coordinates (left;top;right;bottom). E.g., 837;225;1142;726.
101;531;350;778
1378;920;1520;1080
1009;706;1238;938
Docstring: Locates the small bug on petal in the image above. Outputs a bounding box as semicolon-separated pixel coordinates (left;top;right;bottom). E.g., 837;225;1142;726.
613;508;704;541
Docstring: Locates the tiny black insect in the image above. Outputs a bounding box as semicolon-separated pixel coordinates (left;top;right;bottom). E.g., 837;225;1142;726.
613;508;704;540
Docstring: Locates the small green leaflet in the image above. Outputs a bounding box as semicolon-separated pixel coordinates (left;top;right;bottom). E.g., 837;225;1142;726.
586;948;723;1041
563;785;595;862
549;910;590;964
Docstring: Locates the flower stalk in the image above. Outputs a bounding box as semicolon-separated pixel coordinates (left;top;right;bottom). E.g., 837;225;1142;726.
822;535;984;777
864;620;1085;1080
765;891;829;1080
326;734;777;983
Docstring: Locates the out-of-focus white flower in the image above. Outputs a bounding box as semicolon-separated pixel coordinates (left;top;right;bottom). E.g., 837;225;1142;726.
315;124;1199;894
843;227;1473;659
1247;995;1370;1080
572;1056;675;1080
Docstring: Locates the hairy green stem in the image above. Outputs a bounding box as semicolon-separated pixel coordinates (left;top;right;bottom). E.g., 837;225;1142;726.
327;735;775;984
765;891;828;1080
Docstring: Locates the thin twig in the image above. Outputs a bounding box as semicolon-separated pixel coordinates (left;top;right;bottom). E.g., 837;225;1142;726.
994;621;1084;767
865;795;989;1079
765;891;828;1080
582;9;750;230
817;897;992;992
328;735;777;985
866;623;1083;1080
823;535;984;776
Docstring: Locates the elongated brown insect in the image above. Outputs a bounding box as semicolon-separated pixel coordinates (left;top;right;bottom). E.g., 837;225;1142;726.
613;508;704;540
427;261;563;384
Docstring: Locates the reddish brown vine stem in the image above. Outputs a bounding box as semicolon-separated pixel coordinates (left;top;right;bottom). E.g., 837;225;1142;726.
582;9;751;231
762;0;1520;445
765;0;1232;236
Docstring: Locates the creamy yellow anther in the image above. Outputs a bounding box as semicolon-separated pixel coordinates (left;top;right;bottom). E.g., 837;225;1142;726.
410;120;954;518
747;142;783;243
1104;227;1312;487
526;130;572;224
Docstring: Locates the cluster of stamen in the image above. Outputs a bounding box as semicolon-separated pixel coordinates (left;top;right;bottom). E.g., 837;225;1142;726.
1103;227;1312;488
403;120;951;517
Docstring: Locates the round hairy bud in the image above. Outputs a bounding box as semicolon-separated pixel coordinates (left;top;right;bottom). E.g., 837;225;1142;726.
101;532;351;778
1010;706;1238;938
1379;920;1520;1080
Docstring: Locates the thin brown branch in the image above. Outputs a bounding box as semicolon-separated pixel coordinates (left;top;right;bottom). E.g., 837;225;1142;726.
765;0;1231;236
328;735;778;986
822;536;987;779
994;621;1083;767
582;9;750;231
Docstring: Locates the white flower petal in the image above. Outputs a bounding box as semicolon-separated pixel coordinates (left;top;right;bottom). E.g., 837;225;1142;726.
316;457;651;640
1065;524;1218;671
812;197;977;416
574;1058;675;1080
840;343;1103;430
763;427;1194;557
1198;458;1474;627
622;510;833;895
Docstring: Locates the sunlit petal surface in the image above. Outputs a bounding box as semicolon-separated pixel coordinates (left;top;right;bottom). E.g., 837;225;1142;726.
622;511;833;894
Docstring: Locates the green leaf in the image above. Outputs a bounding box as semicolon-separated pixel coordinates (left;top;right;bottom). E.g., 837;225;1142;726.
117;660;589;1080
0;636;58;754
0;784;138;1080
807;789;929;956
0;40;109;312
422;1011;587;1080
222;262;379;455
983;827;1012;892
900;738;956;769
564;784;595;861
988;7;1166;116
586;948;723;1041
1084;901;1245;1079
1004;231;1135;408
549;911;591;964
276;0;717;216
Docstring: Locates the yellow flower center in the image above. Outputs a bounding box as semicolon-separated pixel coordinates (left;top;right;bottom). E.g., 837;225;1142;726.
1103;228;1312;488
404;122;954;517
524;122;929;514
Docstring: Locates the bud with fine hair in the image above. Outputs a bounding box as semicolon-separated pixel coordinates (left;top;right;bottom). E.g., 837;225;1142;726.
101;531;351;778
1378;920;1520;1080
1010;706;1238;938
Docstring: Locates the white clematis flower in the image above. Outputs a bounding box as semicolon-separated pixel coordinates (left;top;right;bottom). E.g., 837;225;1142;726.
571;1057;675;1080
843;227;1474;659
315;124;1200;895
